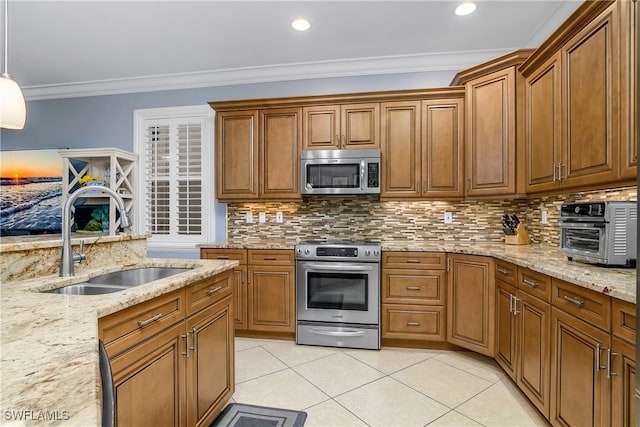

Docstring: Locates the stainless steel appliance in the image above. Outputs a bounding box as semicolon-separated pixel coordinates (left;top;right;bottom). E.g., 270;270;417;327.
300;149;380;196
295;239;381;350
559;201;637;267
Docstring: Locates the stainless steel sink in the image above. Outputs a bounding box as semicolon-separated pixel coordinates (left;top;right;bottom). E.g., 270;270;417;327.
87;267;191;286
47;283;129;295
47;267;192;295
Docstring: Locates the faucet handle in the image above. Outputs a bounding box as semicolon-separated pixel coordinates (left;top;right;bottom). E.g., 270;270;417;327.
73;241;87;264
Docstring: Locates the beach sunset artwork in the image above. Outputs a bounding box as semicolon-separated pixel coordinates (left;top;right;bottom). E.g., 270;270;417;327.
0;149;64;235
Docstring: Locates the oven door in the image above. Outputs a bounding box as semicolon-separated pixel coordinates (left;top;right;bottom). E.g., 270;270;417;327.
296;260;379;325
560;221;606;261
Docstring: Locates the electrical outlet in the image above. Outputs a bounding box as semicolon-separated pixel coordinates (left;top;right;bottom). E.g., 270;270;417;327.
275;212;284;223
258;212;266;223
245;212;253;223
444;212;453;224
541;210;548;224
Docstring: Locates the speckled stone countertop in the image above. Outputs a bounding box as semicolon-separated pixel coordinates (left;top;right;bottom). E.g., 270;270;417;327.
0;257;238;427
201;239;636;303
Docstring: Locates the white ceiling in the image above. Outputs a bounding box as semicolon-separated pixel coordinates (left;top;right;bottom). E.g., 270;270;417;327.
6;0;583;100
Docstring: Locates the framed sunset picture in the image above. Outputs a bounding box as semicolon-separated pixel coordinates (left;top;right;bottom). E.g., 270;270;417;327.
0;149;64;236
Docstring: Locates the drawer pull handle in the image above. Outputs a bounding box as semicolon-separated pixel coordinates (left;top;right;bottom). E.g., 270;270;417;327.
563;295;585;307
406;322;421;327
406;259;421;263
137;313;163;328
406;286;421;291
522;279;538;288
497;267;510;276
263;256;277;261
216;256;230;259
207;286;223;296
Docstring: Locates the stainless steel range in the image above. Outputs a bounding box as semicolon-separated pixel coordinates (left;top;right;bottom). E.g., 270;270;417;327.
295;239;381;350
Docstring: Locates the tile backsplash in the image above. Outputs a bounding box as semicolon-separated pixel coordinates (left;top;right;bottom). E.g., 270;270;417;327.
225;186;637;246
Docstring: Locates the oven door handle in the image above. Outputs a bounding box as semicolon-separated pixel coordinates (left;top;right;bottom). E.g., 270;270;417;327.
299;262;376;272
309;327;366;337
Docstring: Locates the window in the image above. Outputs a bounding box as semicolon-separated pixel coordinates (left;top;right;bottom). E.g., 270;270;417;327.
134;105;214;253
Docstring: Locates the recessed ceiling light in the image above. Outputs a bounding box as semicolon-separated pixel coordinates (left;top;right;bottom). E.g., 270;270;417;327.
455;2;476;16
291;18;311;31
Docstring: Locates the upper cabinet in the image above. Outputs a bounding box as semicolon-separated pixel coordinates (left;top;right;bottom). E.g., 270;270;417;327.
380;90;465;199
520;0;637;193
302;103;380;150
215;108;301;201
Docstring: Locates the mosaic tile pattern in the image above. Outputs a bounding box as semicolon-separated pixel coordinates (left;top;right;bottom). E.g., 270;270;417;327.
225;186;637;246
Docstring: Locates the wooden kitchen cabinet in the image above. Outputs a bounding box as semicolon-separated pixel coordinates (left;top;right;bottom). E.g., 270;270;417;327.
200;248;248;330
302;103;379;150
447;254;495;356
495;278;519;378
611;298;636;427
464;66;518;197
381;252;447;345
201;248;295;337
620;0;637;180
550;306;611;427
99;270;234;427
215;108;301;201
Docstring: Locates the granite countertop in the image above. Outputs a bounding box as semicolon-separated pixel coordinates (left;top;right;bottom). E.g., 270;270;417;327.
0;232;150;253
0;257;238;427
201;239;636;303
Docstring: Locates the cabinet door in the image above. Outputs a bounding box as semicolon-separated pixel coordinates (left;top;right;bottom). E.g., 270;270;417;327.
447;254;495;356
186;295;234;427
110;322;187;427
465;67;516;196
248;265;295;333
380;101;421;198
517;292;551;419
233;266;248;330
525;52;562;193
495;280;518;379
560;3;619;189
611;338;636;427
302;105;340;150
422;98;464;198
620;0;637;180
611;337;636;427
341;103;380;149
216;110;259;200
260;108;301;199
550;307;611;427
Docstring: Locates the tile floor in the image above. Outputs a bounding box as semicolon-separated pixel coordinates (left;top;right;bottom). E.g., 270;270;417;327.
231;338;550;427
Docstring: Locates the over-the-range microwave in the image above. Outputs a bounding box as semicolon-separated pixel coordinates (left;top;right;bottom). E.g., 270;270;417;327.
300;149;380;196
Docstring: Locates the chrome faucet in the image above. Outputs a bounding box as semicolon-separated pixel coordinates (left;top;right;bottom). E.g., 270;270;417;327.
60;185;132;277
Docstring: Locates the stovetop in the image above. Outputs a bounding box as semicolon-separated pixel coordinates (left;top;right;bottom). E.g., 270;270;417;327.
298;239;381;246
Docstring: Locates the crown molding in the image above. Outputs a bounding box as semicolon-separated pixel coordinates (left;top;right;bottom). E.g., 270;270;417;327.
22;49;513;101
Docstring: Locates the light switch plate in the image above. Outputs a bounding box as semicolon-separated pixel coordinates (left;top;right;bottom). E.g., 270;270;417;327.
541;210;548;224
258;212;266;223
245;212;253;223
275;212;284;223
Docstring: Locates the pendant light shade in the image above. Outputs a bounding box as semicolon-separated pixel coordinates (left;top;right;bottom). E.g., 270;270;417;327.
0;73;26;129
1;0;26;130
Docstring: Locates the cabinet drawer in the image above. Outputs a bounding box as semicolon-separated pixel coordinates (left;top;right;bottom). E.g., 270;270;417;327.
495;260;517;286
517;268;551;302
248;249;294;266
200;248;247;264
382;270;446;305
551;279;611;331
382;252;446;270
186;270;233;316
612;298;636;344
382;304;446;341
99;289;186;357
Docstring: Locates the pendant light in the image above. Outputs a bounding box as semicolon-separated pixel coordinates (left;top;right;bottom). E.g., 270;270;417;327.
1;0;26;130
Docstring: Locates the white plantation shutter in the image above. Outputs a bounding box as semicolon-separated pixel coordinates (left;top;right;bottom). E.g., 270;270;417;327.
134;106;213;252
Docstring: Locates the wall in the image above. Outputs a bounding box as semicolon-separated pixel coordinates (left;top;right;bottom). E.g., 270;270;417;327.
225;186;638;247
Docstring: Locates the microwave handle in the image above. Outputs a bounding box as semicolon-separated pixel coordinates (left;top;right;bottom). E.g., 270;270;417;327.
360;160;365;191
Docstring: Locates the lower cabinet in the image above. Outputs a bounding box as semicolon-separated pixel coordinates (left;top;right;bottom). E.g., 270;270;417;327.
201;248;295;337
99;271;234;427
447;254;495;356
